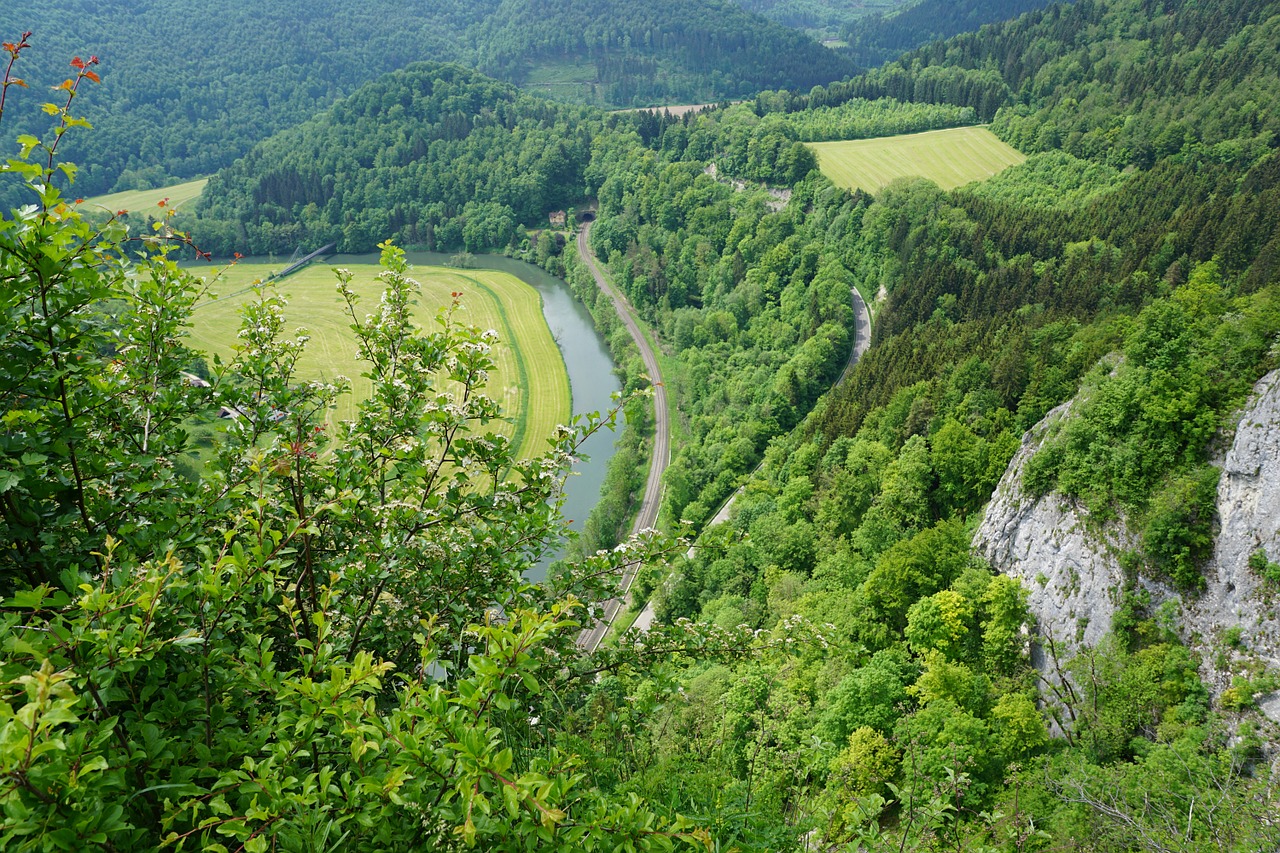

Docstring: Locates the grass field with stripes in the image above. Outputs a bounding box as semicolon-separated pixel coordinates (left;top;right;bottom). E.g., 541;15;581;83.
185;258;569;461
809;126;1025;193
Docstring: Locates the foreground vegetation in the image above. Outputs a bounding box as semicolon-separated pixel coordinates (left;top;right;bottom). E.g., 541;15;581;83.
186;257;570;457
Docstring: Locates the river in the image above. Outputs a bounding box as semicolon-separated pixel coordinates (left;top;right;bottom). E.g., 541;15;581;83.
402;252;622;580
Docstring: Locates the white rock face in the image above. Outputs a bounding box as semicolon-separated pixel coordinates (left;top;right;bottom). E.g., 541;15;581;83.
1185;370;1280;683
972;401;1149;663
973;369;1280;705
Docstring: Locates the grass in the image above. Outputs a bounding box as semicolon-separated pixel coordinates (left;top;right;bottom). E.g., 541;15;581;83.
522;60;602;104
808;126;1025;193
85;177;208;214
185;256;570;460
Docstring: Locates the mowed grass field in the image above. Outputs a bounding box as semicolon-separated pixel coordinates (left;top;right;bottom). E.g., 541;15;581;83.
186;257;570;460
809;126;1025;193
86;177;209;213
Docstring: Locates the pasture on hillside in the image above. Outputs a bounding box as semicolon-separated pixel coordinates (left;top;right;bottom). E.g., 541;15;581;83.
185;256;571;461
86;177;209;214
809;126;1025;193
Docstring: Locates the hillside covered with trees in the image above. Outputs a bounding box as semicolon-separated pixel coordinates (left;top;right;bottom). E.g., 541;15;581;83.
470;0;855;107
0;0;854;205
837;0;1058;66
5;0;1280;849
188;64;598;257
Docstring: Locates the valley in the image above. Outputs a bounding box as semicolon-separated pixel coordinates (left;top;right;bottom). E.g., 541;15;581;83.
4;0;1280;849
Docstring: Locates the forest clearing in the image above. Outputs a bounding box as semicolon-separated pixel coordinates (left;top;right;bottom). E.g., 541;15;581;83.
809;125;1025;191
86;176;209;212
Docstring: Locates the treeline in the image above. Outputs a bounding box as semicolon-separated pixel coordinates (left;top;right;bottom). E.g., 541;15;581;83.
759;60;1014;122
750;95;976;141
188;65;600;255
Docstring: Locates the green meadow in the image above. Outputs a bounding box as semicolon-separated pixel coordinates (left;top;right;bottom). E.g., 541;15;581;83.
809;126;1025;193
186;257;570;460
86;177;209;214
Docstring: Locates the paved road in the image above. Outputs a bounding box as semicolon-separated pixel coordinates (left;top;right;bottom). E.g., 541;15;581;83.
574;234;872;650
576;222;670;652
838;286;872;385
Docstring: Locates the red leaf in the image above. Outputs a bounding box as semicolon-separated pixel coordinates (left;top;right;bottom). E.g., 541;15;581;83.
83;70;100;84
70;56;85;69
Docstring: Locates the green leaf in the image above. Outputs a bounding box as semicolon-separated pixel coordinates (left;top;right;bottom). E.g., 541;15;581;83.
2;586;69;609
15;135;40;158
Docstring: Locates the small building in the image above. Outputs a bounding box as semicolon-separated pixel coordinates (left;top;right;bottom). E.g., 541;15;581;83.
548;210;567;227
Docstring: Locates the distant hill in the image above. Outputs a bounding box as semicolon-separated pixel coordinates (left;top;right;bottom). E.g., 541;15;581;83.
188;64;599;257
729;0;912;39
0;0;850;203
839;0;1059;66
469;0;856;107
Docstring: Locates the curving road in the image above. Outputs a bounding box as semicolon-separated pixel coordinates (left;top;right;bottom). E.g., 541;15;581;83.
628;284;873;634
576;221;670;652
573;220;872;650
839;286;872;385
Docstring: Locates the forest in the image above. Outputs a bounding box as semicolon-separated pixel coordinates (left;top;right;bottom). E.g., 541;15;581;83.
0;0;851;206
5;0;1280;849
836;0;1057;66
470;0;855;106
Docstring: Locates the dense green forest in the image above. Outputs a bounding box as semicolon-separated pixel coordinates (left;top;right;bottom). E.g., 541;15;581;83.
0;0;853;207
837;0;1058;66
470;0;856;107
188;64;599;256
6;0;1280;848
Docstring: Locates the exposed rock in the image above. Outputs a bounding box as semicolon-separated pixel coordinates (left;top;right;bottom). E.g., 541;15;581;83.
1184;369;1280;691
974;369;1280;718
972;400;1156;662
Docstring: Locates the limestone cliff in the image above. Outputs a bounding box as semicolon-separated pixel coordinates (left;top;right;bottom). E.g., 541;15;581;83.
973;369;1280;711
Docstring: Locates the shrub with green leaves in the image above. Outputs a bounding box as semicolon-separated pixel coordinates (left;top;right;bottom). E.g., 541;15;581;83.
0;44;707;852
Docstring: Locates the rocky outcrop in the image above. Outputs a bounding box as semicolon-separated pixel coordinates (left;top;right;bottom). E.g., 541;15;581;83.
1185;370;1280;688
972;401;1162;663
974;369;1280;711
